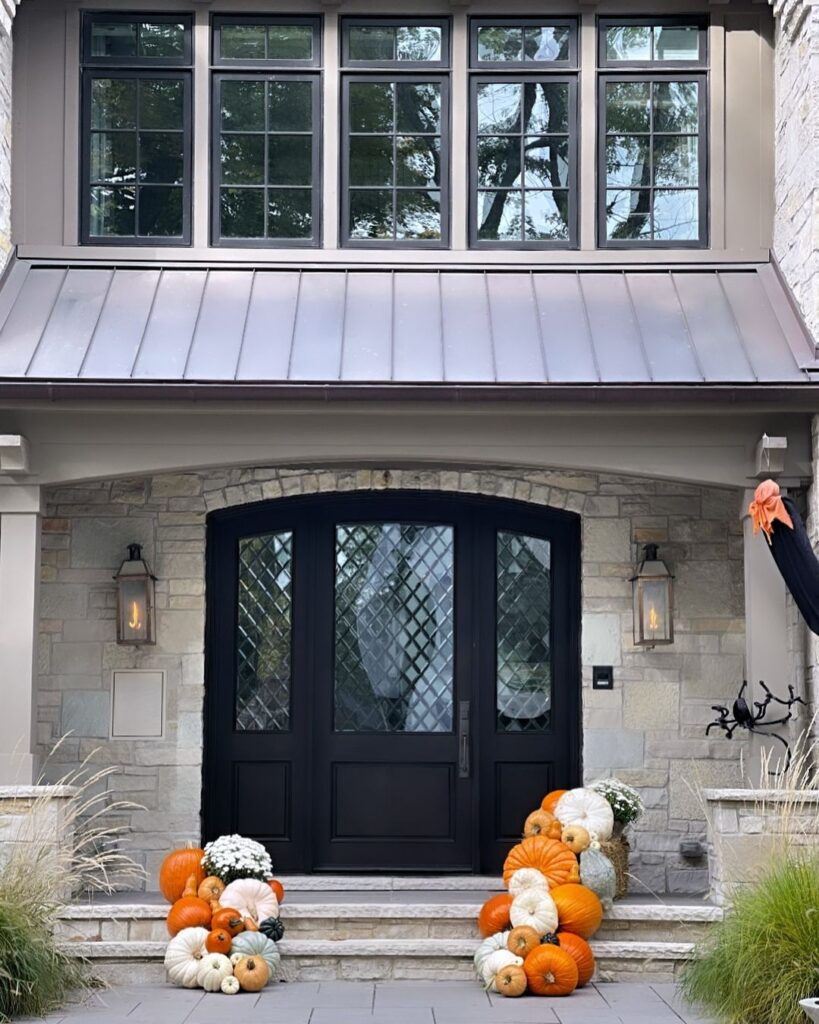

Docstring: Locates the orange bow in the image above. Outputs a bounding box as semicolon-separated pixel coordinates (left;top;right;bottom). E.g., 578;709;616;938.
749;479;793;545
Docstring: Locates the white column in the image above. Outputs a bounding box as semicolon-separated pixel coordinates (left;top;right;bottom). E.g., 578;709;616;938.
0;485;41;784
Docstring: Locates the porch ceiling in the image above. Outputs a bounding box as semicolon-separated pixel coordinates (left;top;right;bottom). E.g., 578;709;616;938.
0;258;815;399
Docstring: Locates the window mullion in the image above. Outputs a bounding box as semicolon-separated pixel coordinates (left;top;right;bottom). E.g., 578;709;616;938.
324;11;341;248
450;10;468;250
192;7;210;247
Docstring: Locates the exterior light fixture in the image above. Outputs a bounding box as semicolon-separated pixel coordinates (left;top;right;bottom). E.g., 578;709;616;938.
631;543;674;648
114;544;156;645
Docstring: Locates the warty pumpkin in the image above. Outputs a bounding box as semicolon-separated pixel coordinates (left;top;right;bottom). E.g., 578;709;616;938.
541;790;568;815
502;836;577;890
551;883;603;939
556;930;595;987
478;893;513;937
509;888;558;936
212;907;245;937
523;809;556;838
234;956;269;993
524;943;579;997
495;963;527;998
507;925;541;958
159;846;206;904
167;896;212;937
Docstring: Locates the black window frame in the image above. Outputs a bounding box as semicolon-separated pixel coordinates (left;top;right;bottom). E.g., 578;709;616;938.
210;71;323;249
212;14;322;69
341;16;451;71
597;71;708;250
598;15;708;70
80;21;193;248
470;17;578;71
81;11;194;67
468;16;579;251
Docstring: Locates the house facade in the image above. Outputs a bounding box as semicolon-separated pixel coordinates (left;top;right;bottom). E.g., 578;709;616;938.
0;0;817;895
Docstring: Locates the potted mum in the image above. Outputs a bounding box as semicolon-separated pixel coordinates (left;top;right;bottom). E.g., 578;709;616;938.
590;778;643;898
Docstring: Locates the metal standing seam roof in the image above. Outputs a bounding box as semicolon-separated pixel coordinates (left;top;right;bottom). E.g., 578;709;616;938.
0;259;814;393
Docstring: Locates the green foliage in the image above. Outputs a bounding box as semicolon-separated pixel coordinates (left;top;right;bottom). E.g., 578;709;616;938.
681;856;819;1024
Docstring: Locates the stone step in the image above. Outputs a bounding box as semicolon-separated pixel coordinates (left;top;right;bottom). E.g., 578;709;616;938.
59;898;715;985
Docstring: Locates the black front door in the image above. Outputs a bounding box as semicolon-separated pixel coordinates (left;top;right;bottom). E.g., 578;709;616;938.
204;492;580;873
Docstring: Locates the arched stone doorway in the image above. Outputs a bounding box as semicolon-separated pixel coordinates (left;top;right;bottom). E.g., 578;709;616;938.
204;490;581;873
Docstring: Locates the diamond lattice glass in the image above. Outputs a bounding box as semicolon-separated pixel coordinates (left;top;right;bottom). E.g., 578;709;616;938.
496;531;552;731
235;531;293;731
335;523;454;733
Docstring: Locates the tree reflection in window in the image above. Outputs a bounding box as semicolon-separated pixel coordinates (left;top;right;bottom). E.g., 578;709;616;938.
475;79;571;242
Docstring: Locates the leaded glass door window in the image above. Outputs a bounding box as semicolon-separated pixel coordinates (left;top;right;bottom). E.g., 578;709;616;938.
335;523;454;733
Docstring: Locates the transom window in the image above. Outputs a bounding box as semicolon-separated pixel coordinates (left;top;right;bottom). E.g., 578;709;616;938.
211;17;321;247
598;18;707;247
341;19;450;247
470;19;578;248
80;13;192;244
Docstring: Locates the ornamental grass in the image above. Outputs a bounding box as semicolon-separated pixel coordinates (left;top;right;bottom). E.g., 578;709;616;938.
0;742;144;1021
681;855;819;1024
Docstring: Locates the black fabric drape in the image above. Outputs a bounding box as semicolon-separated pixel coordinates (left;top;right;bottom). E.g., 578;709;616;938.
768;496;819;635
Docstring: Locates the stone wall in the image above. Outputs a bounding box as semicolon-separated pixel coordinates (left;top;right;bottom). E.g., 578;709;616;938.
36;465;746;893
773;0;819;337
0;17;11;269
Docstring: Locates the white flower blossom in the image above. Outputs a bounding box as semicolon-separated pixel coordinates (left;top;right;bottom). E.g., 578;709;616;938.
201;834;273;884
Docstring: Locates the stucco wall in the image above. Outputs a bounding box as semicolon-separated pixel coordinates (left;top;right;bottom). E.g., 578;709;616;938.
773;0;819;336
35;465;746;895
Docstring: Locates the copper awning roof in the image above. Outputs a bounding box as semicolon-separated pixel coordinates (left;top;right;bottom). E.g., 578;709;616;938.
0;259;815;400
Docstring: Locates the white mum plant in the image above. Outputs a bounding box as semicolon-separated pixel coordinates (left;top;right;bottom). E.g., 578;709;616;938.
201;834;273;884
590;778;644;827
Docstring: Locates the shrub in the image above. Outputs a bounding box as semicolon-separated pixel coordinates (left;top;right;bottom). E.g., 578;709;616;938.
681;855;819;1024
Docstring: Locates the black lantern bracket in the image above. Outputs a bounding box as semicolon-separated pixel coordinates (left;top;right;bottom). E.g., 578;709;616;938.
705;680;806;774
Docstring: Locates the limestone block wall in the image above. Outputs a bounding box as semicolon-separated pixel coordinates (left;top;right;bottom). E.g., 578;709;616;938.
0;20;11;269
773;0;819;337
36;465;746;894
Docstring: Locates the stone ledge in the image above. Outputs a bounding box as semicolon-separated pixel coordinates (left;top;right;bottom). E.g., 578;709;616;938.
0;785;77;799
607;904;722;923
276;876;503;891
703;788;819;803
591;941;695;960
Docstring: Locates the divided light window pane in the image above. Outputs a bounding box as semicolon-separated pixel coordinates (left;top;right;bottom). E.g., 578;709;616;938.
604;23;701;63
604;79;701;242
476;25;571;64
216;20;317;63
348;24;443;63
89;19;187;60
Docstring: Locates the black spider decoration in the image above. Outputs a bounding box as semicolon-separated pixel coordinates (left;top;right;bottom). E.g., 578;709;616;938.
706;680;806;773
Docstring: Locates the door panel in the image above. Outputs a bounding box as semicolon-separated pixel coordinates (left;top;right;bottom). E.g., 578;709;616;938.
204;492;580;874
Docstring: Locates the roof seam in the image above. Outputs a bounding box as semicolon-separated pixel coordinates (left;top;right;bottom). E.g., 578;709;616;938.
77;268;116;379
483;273;498;383
128;268;164;378
285;270;304;381
622;271;654;384
232;270;256;382
575;272;602;384
22;266;68;376
181;270;212;381
715;269;758;383
668;270;706;384
529;271;550;383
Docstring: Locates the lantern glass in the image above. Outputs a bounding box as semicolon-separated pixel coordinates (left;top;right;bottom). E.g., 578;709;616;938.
115;545;156;645
631;545;674;647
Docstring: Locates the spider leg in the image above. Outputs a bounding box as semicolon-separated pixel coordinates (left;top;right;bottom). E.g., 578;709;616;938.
757;713;795;728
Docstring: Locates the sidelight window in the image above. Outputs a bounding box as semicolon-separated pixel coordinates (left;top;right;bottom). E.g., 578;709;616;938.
80;13;192;244
598;18;707;246
341;19;450;247
469;19;578;248
212;17;321;246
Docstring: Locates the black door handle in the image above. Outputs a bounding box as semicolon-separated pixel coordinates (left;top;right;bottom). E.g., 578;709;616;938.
458;700;471;779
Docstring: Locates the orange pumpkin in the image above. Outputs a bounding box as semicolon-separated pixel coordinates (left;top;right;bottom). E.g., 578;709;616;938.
502;837;577;890
478;893;513;937
268;879;285;904
205;928;232;955
551;884;603;940
159;846;206;904
523;943;579;997
507;925;541;958
198;876;226;903
566;860;581;884
495;963;527;998
523;809;555;838
211;907;245;937
557;930;595;987
166;896;212;937
541;790;568;815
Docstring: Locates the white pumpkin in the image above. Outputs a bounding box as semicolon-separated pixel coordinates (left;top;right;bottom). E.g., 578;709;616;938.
509;888;558;936
230;952;244;967
508;867;550;897
221;976;240;995
480;949;523;991
164;926;210;988
197;953;233;993
554;787;614;841
473;931;509;977
220;879;279;924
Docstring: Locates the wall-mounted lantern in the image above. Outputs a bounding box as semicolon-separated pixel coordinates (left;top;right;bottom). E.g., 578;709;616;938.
114;544;156;646
631;543;674;648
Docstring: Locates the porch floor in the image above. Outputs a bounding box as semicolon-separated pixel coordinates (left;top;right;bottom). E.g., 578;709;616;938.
18;981;715;1024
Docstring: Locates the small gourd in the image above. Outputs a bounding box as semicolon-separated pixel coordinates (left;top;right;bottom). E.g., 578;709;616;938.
259;917;285;942
197;953;233;993
495;963;527;998
220;975;240;995
561;825;591;855
198;876;226;903
234;956;270;993
243;917;259;932
230;952;244;967
507;925;540;958
182;874;199;899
